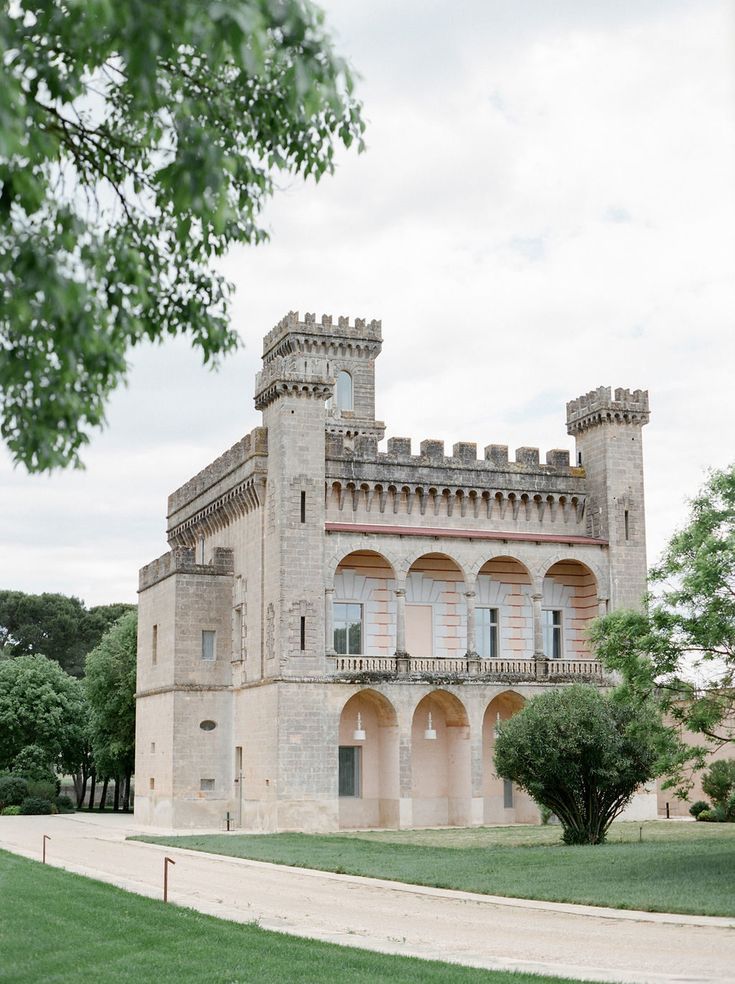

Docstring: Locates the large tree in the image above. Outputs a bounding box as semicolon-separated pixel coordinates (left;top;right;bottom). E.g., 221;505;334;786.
494;685;673;845
0;0;364;471
0;653;86;773
591;464;735;785
0;590;135;677
85;610;137;810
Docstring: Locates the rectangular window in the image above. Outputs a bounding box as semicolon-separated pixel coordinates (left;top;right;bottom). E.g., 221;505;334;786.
476;607;499;658
503;779;514;809
624;509;630;540
200;778;215;792
234;746;243;781
149;777;155;791
338;746;361;797
201;630;216;661
150;742;156;753
152;624;158;665
198;536;205;564
300;490;306;523
300;615;306;651
542;610;562;659
333;603;362;655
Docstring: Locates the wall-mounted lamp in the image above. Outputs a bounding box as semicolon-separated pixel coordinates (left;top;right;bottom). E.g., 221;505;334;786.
424;712;437;740
353;712;366;742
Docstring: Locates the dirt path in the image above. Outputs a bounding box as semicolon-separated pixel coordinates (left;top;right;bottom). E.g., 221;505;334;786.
1;814;732;984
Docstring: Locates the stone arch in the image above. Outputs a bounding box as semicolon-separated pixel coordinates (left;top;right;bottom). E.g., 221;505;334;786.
338;689;400;829
411;690;471;826
473;556;534;660
330;551;397;657
539;557;600;660
482;691;537;824
405;553;467;659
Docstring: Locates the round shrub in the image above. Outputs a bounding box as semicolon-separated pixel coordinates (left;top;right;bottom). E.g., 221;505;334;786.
697;809;714;822
26;780;57;803
1;805;22;816
56;795;75;813
689;800;710;819
19;796;53;815
0;775;29;809
710;804;728;823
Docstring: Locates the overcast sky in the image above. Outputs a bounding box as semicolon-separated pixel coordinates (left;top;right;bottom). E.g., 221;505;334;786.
1;0;733;606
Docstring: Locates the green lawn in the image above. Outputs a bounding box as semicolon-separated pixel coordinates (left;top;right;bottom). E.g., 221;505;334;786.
134;820;735;918
0;850;593;984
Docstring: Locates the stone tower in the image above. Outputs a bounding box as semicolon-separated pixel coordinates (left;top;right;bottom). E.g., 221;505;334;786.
253;312;384;677
566;387;651;610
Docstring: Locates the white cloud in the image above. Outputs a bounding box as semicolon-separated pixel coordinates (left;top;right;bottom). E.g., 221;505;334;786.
1;0;733;604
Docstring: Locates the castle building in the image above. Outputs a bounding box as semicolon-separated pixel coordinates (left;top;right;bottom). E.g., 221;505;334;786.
135;312;653;831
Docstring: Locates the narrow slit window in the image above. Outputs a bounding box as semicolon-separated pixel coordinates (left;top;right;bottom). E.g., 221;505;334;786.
624;509;630;540
300;616;306;652
201;630;216;661
300;490;306;523
152;624;158;665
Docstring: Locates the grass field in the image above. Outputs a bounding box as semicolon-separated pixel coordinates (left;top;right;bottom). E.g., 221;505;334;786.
0;849;594;984
134;820;735;918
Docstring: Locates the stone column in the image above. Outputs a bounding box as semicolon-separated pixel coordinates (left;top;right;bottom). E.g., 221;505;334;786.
325;587;335;655
465;589;480;675
394;586;409;673
465;590;477;654
531;590;548;679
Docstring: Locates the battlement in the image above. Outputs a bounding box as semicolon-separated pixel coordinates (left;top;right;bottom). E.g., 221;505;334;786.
326;433;577;477
167;426;267;517
139;546;234;592
262;310;382;359
566;386;650;435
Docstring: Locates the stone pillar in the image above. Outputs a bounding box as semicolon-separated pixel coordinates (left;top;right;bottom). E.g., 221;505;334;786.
532;590;548;679
325;587;335;654
395;588;407;654
394;586;409;672
531;591;544;657
465;590;477;655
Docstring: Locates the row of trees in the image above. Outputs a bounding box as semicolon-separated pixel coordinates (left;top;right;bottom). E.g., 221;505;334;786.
0;609;137;810
495;464;735;845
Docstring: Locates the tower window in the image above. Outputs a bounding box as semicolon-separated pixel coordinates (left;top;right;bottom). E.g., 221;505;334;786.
152;624;158;665
624;509;630;540
201;630;216;661
300;616;306;651
300;490;306;523
335;371;353;411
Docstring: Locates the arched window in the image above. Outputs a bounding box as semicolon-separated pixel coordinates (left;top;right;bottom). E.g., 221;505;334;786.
336;371;353;411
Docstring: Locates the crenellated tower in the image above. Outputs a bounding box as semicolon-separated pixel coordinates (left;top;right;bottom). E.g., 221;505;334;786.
254;311;383;676
566;387;650;610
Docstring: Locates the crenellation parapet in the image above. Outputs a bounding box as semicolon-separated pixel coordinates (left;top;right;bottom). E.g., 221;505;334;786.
139;546;234;592
262;310;382;359
328;434;578;477
566;386;650;435
167;426;267;517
